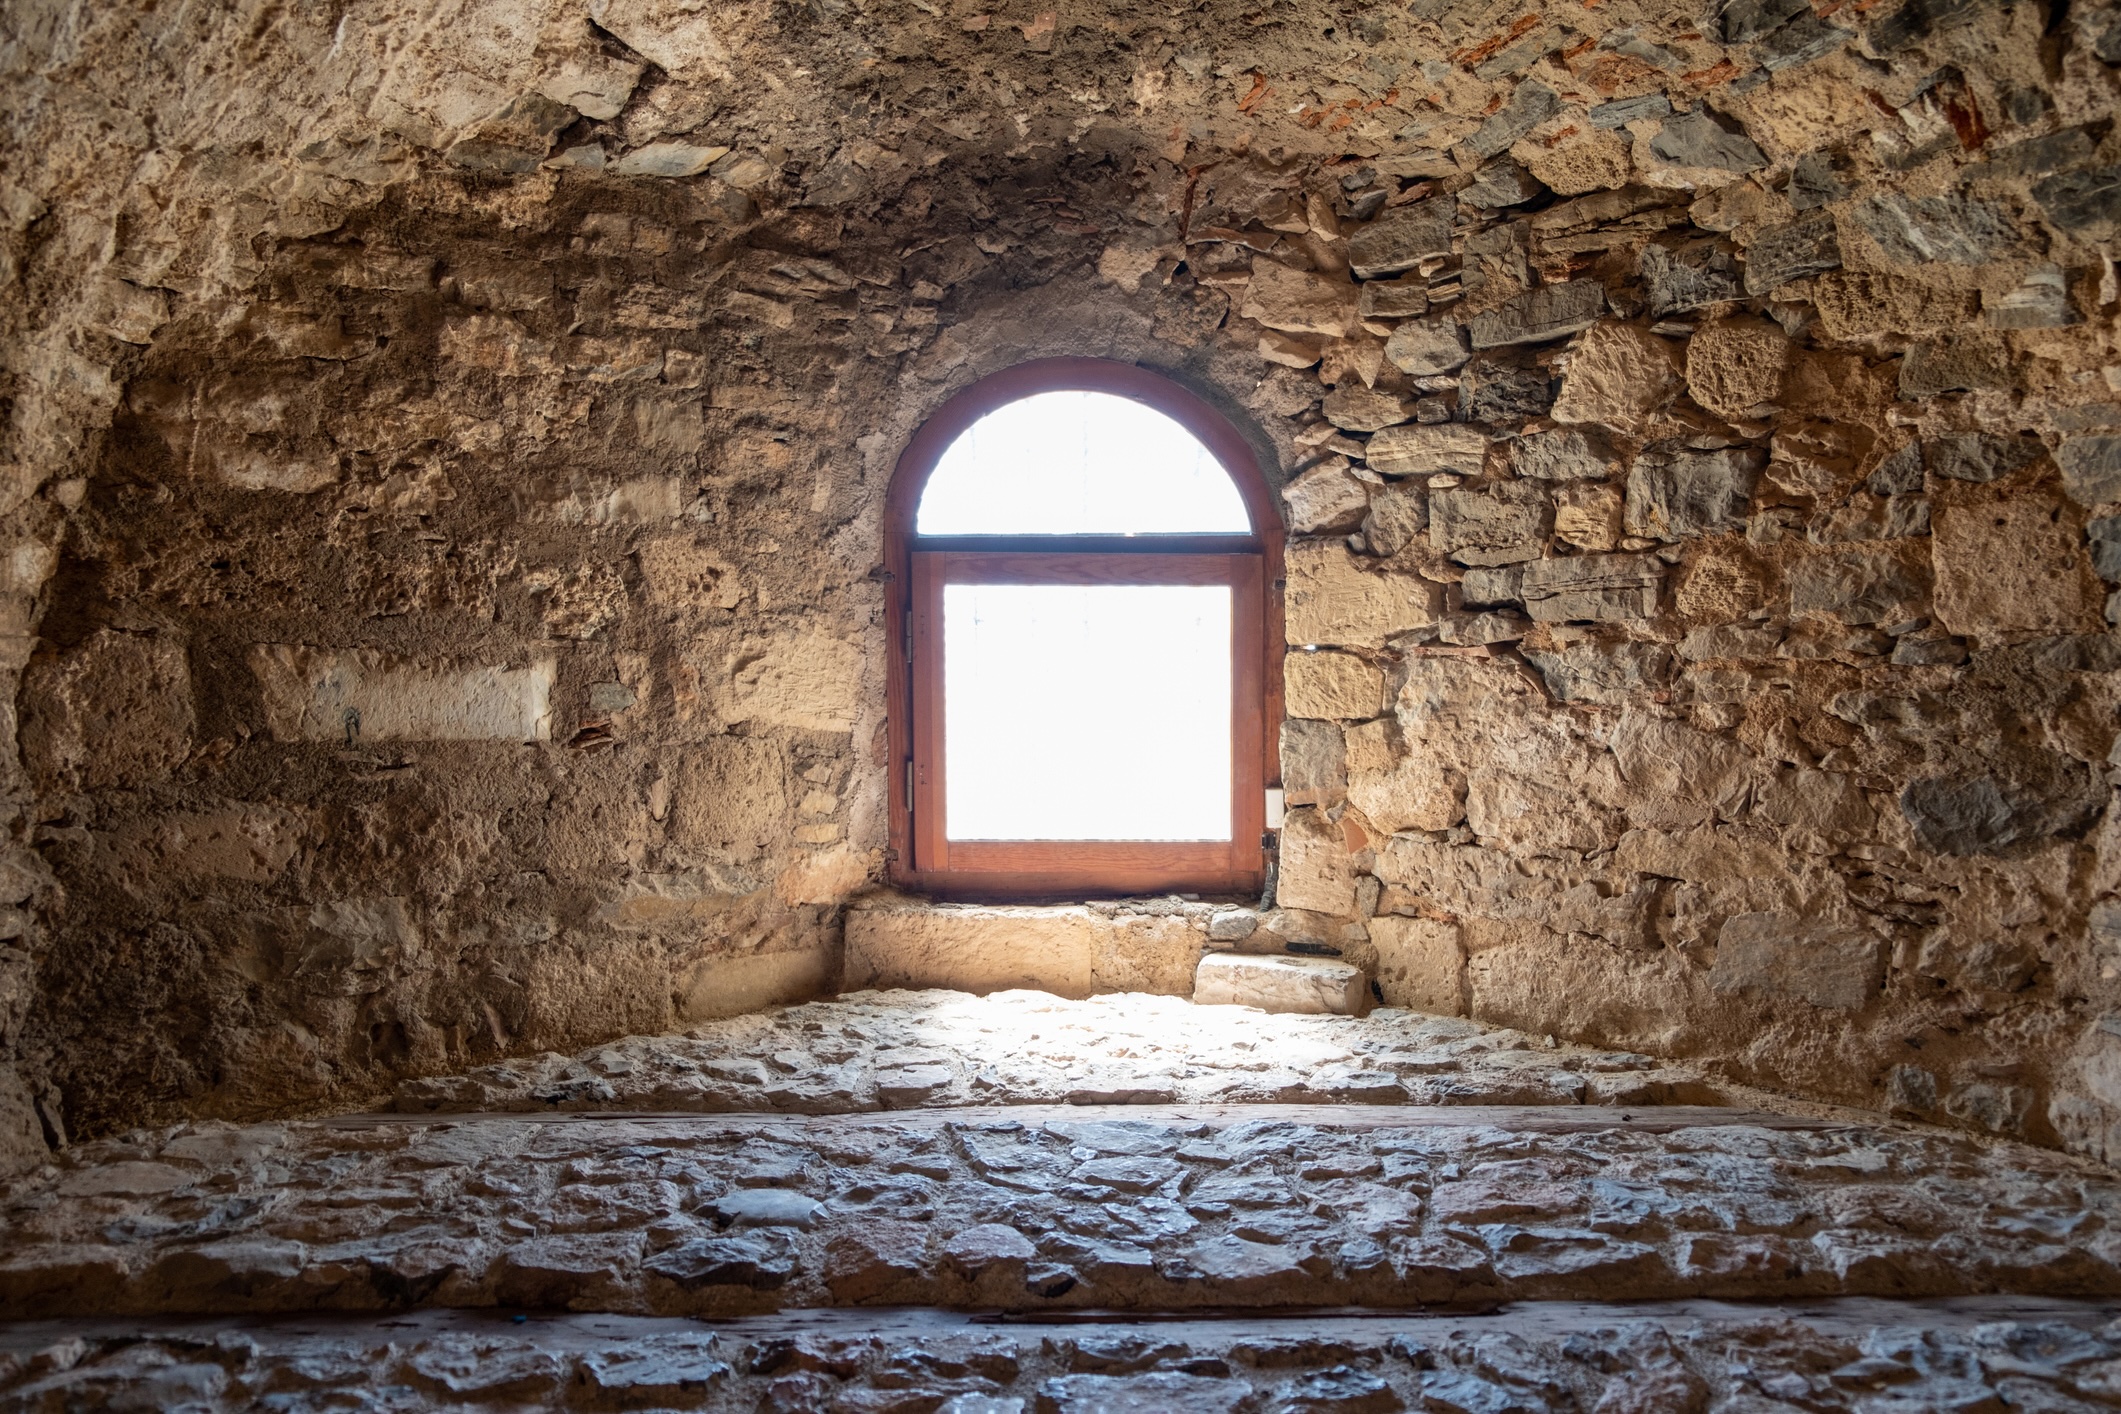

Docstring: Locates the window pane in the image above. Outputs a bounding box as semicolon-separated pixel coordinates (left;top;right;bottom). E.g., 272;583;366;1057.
944;583;1231;841
917;391;1252;535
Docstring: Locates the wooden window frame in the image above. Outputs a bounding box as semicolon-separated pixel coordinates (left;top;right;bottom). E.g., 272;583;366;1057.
883;358;1285;901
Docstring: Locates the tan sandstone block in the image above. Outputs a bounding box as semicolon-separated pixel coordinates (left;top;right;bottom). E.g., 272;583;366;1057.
1285;650;1385;720
842;904;1204;999
1276;806;1357;915
1193;952;1369;1015
1550;322;1684;438
1933;491;2104;638
250;646;555;743
1368;916;1465;1015
1284;541;1442;648
1685;317;1788;421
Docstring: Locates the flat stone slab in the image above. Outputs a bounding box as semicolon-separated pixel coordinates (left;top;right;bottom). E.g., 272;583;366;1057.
5;1298;2121;1412
1194;952;1370;1015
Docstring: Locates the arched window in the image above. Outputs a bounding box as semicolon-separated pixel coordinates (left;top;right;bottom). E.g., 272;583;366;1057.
884;359;1284;898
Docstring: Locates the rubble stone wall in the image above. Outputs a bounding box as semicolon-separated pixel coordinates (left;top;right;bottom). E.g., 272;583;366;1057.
5;0;2121;1163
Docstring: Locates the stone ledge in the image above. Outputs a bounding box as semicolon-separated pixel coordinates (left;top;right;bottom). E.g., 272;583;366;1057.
843;900;1217;997
1195;951;1371;1015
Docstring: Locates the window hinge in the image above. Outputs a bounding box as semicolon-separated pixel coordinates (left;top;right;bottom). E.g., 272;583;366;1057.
903;613;915;664
905;759;915;815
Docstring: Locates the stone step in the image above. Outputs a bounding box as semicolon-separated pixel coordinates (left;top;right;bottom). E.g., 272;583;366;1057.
1193;952;1371;1015
4;1298;2119;1411
4;1101;2117;1322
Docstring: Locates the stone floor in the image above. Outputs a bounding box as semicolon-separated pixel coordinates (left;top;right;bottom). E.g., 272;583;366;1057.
5;989;2121;1411
392;989;1727;1115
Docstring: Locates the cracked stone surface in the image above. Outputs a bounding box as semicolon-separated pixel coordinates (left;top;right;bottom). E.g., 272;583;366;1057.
6;1301;2121;1412
3;994;2119;1328
391;990;1726;1115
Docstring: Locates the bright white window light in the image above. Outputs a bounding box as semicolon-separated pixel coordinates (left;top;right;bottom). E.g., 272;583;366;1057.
944;583;1231;840
916;390;1251;535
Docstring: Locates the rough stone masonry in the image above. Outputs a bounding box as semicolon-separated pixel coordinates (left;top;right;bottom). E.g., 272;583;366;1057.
5;0;2121;1184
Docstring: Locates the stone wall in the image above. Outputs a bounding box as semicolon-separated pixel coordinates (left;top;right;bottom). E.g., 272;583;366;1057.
5;0;2121;1163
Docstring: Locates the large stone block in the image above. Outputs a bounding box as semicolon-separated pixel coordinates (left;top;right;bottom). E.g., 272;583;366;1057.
1709;912;1883;1010
250;647;555;743
843;903;1204;999
1932;492;2104;637
675;948;835;1022
23;630;194;790
1787;545;1932;626
1284;541;1442;648
1625;447;1763;540
1284;650;1384;721
1193;952;1369;1015
1430;482;1552;566
1368;916;1465;1015
1346;198;1452;279
1239;262;1356;338
716;630;863;733
1281;719;1346;807
1550;323;1683;437
1276;805;1357;915
1467;280;1605;350
1463;554;1663;622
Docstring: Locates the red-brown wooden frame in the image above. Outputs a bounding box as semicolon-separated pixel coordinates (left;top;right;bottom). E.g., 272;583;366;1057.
883;358;1286;900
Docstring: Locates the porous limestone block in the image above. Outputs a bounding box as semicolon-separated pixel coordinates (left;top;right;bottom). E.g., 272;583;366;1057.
250;646;555;742
1369;916;1465;1015
1193;952;1370;1016
676;949;836;1022
844;903;1203;999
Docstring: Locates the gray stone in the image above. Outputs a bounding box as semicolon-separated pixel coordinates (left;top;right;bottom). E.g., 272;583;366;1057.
1853;194;2019;266
1754;11;1852;70
1461;80;1561;161
1891;633;1967;666
1275;1367;1399;1412
1433;483;1552;568
1886;1064;1939;1115
1347;199;1454;279
1436;609;1531;645
1467;281;1604;350
1283;718;1347;807
1651;111;1767;173
1924;434;2045;484
2089;516;2121;581
578;1342;731;1402
1867;0;1987;52
1431;482;1553;566
1384;320;1470;375
1362;483;1430;556
1743;212;1841;294
1359;277;1430;322
1788;547;1932;626
1946;1081;2033;1135
1710;913;1884;1010
1207;910;1259;942
2060;435;2121;506
643;1232;795;1289
1599;26;1686;69
1899;336;2014;398
1787;149;1852;210
1459;356;1555;424
1460;160;1545;209
1900;761;2104;856
1038;1373;1260;1413
708;1189;822;1229
1464;553;1664;621
1708;0;1808;43
1867;442;1924;496
1512;427;1618;481
1625;447;1764;539
1641;242;1744;316
1974;126;2098;183
1985;265;2077;329
2033;165;2121;235
1589;94;1672;129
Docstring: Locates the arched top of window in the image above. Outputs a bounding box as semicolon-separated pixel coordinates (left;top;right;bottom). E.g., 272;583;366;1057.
914;389;1254;536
